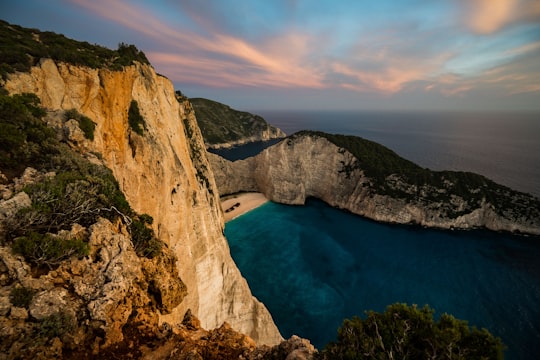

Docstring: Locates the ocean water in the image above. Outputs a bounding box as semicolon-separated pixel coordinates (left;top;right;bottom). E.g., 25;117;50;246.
226;199;540;359
221;111;540;359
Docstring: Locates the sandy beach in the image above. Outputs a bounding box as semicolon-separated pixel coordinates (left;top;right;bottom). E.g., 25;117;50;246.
221;192;269;222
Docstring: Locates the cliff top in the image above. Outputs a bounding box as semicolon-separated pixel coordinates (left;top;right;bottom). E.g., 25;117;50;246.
0;19;149;78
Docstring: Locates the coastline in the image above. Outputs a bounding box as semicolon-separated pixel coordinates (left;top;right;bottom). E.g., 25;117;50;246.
221;192;269;222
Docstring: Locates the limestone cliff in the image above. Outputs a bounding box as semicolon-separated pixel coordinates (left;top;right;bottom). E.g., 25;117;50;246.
208;132;540;236
3;59;282;345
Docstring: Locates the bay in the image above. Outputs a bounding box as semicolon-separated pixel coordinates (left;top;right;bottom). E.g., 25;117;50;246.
222;110;540;359
225;199;540;359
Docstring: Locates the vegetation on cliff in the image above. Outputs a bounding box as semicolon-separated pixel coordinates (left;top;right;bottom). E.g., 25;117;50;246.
319;303;504;359
128;100;146;136
292;131;540;223
0;19;149;78
188;96;285;147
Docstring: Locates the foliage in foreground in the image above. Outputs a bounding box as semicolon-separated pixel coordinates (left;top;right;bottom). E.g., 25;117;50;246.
319;303;504;360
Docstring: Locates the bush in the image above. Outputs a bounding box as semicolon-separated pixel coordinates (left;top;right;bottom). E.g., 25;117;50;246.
9;286;36;308
38;312;75;338
130;215;161;258
0;92;57;176
64;108;96;140
12;232;89;268
128;100;145;135
319;303;504;360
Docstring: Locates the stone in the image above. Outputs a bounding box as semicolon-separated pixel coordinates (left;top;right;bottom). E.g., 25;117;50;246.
63;118;87;146
14;167;40;192
182;309;201;330
29;288;70;320
0;294;10;316
0;192;31;220
0;246;31;285
9;306;28;320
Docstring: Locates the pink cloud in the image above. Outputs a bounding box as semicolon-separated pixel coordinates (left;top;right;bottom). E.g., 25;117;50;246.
69;0;324;89
460;0;540;34
67;0;539;100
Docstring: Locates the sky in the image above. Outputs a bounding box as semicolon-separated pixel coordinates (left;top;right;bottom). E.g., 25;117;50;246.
2;0;540;112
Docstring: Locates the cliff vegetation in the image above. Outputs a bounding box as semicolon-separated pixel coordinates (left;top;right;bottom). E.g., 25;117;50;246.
188;96;285;148
0;19;149;79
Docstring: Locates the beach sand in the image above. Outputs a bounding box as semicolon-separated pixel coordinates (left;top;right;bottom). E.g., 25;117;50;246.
221;192;269;222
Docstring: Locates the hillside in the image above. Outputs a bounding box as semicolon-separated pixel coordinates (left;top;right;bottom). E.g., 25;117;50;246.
189;97;285;148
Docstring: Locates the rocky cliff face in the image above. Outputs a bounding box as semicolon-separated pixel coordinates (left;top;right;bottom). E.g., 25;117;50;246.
208;133;540;236
3;59;282;345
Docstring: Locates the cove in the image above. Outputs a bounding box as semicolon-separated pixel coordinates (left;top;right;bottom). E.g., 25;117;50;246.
225;198;540;360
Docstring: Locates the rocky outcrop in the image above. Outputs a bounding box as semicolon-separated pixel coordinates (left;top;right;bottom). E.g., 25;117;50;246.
4;59;282;345
208;133;540;236
0;217;185;358
138;311;317;360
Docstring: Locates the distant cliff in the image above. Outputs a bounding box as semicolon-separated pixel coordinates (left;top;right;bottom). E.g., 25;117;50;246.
209;131;540;236
189;97;285;149
0;20;282;358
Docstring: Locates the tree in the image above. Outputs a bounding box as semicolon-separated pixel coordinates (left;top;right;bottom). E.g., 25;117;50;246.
319;303;504;360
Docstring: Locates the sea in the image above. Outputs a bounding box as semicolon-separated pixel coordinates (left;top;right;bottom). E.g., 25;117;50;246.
218;110;540;360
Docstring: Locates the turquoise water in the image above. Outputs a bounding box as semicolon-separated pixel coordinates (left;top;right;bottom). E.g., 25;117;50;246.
226;198;540;360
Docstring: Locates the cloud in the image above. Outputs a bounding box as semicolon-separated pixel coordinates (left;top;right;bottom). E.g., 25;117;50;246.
460;0;540;34
68;0;540;104
423;41;540;97
69;0;324;89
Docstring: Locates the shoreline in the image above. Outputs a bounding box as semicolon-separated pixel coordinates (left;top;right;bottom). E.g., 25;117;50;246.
221;192;269;222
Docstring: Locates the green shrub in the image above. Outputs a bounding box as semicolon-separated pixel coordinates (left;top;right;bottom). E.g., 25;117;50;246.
12;232;89;268
130;215;161;258
9;286;36;308
38;312;75;338
0;92;57;176
128;100;145;135
64;108;96;140
0;19;150;77
319;303;504;360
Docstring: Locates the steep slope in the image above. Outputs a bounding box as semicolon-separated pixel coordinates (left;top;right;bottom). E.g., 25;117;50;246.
2;57;282;346
189;97;285;148
208;132;540;235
